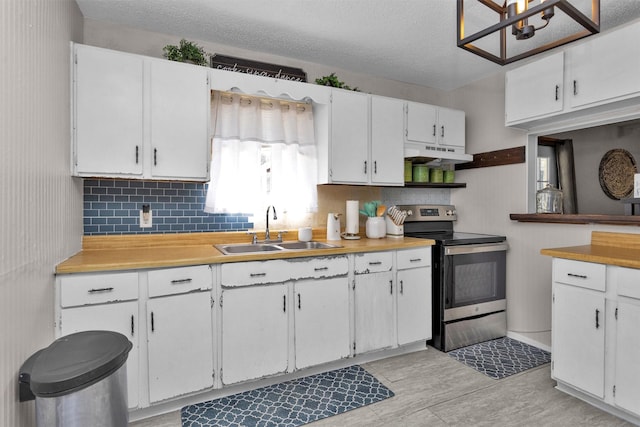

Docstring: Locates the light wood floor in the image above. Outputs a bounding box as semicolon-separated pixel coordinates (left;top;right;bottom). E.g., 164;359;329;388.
130;347;632;426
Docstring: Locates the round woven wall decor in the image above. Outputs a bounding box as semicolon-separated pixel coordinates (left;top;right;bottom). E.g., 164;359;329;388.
599;149;637;200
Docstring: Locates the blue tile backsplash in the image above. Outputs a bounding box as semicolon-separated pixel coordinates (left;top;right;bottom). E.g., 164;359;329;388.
83;179;253;235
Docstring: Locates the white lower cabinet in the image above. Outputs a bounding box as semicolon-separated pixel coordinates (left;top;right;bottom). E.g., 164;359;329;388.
354;252;395;354
614;298;640;415
146;291;214;403
221;284;289;385
294;277;350;369
396;247;432;345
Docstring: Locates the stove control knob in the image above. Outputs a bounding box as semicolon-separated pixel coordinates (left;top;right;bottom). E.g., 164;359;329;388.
445;209;456;216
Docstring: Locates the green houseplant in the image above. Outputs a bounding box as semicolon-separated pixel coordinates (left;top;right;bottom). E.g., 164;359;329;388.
315;73;360;91
163;39;209;66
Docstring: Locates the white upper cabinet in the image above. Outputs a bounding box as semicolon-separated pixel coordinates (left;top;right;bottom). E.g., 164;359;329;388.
370;95;405;185
74;44;144;177
505;52;564;124
505;22;640;129
72;43;210;181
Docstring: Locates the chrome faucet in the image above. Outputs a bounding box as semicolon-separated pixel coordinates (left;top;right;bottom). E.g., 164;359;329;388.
265;205;277;241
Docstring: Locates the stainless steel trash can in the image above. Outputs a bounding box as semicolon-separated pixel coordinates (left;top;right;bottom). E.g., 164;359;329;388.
19;330;132;427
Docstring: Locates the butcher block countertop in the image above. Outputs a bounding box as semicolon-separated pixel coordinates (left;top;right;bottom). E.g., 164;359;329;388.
56;229;434;274
540;231;640;269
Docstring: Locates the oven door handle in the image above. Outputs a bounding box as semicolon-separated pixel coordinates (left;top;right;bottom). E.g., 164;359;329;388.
444;242;508;256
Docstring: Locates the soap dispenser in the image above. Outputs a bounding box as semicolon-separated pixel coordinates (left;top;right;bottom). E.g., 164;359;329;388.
326;213;341;240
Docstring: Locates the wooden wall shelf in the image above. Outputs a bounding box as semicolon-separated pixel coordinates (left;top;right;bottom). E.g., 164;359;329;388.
404;182;467;188
510;213;640;226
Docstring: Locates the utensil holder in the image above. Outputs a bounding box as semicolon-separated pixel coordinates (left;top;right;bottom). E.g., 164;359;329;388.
365;217;386;239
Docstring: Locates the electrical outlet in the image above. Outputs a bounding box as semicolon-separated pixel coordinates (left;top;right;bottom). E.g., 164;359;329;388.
140;205;152;228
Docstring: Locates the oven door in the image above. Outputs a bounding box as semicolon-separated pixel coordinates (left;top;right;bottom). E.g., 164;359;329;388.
443;242;507;322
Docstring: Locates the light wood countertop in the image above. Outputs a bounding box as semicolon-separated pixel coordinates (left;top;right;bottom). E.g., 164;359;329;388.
56;230;434;274
540;231;640;269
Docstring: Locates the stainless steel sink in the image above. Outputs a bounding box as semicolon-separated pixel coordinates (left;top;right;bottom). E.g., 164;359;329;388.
277;241;341;250
215;243;283;255
215;241;342;255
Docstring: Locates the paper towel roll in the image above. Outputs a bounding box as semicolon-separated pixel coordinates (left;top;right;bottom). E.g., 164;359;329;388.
345;200;359;234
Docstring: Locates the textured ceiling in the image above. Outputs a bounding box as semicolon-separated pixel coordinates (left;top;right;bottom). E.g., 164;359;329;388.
75;0;640;91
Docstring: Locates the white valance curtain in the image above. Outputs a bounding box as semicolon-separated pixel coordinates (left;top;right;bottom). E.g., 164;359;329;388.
204;91;317;215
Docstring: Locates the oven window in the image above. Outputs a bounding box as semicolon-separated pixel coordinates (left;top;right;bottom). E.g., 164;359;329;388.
445;250;506;309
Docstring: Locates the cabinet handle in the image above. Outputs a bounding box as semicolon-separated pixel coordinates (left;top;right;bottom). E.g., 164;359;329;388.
314;266;328;271
131;315;135;336
170;278;192;284
151;312;155;332
283;295;286;312
135;145;139;164
154;148;157;166
390;280;393;295
88;287;114;293
369;261;382;266
250;272;266;277
400;280;404;294
410;258;422;263
364;160;367;174
573;80;578;96
441;126;445;138
374;161;377;174
555;85;559;101
432;124;436;136
567;273;587;279
595;308;600;329
298;293;301;309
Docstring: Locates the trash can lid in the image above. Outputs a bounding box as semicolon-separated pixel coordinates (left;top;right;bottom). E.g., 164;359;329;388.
30;330;132;397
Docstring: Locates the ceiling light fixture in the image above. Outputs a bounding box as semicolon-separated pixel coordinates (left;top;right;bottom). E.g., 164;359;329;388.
457;0;600;65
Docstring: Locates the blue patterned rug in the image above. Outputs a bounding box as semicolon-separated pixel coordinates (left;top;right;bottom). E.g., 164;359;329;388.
181;365;394;426
448;337;551;380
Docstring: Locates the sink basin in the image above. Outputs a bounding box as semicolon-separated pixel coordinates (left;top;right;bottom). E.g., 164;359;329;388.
277;241;341;250
215;241;342;255
215;243;283;255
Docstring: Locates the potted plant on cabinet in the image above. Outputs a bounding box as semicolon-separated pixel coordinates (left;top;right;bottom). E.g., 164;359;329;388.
163;39;209;66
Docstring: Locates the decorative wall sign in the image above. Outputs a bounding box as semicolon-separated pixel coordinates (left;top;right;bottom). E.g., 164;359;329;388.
210;54;307;82
599;149;637;200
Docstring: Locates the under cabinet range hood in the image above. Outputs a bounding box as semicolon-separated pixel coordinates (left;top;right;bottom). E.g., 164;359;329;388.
404;143;473;166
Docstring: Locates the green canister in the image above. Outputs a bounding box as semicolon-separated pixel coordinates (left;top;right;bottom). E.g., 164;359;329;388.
404;160;413;182
444;169;455;183
430;167;443;183
412;164;429;182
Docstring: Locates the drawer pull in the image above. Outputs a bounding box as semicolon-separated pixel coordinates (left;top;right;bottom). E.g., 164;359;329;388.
409;258;422;262
314;266;329;271
250;273;266;278
88;287;114;294
369;261;382;266
595;309;600;329
170;278;192;285
567;273;588;279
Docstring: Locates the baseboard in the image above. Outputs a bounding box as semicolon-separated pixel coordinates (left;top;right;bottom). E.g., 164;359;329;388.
507;331;551;352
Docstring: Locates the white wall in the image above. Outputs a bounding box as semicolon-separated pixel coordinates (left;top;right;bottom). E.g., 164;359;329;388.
0;1;84;425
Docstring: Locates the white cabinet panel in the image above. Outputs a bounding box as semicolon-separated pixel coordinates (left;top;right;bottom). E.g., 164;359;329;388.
552;258;606;291
221;284;288;384
330;89;369;184
397;267;431;345
354;270;395;354
74;45;144;176
552;282;605;398
147;291;213;403
406;102;437;145
148;265;212;297
59;271;138;307
294;277;350;369
614;298;640;416
370;96;404;185
354;251;393;274
61;301;139;409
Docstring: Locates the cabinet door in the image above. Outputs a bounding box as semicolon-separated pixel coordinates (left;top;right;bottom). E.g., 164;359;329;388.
505;51;564;124
397;267;431;345
354;271;395;354
437;107;465;149
568;24;640;109
147;292;213;403
74;45;144;176
406;102;437;145
221;284;288;384
370;96;404;185
149;60;210;180
615;298;640;416
330;89;369;184
60;301;139;409
552;282;605;398
294;277;350;369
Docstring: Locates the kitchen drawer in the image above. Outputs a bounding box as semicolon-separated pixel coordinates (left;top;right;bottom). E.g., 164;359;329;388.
221;256;348;287
612;266;640;299
397;247;431;270
59;272;138;307
148;265;212;298
553;258;606;292
354;251;393;274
